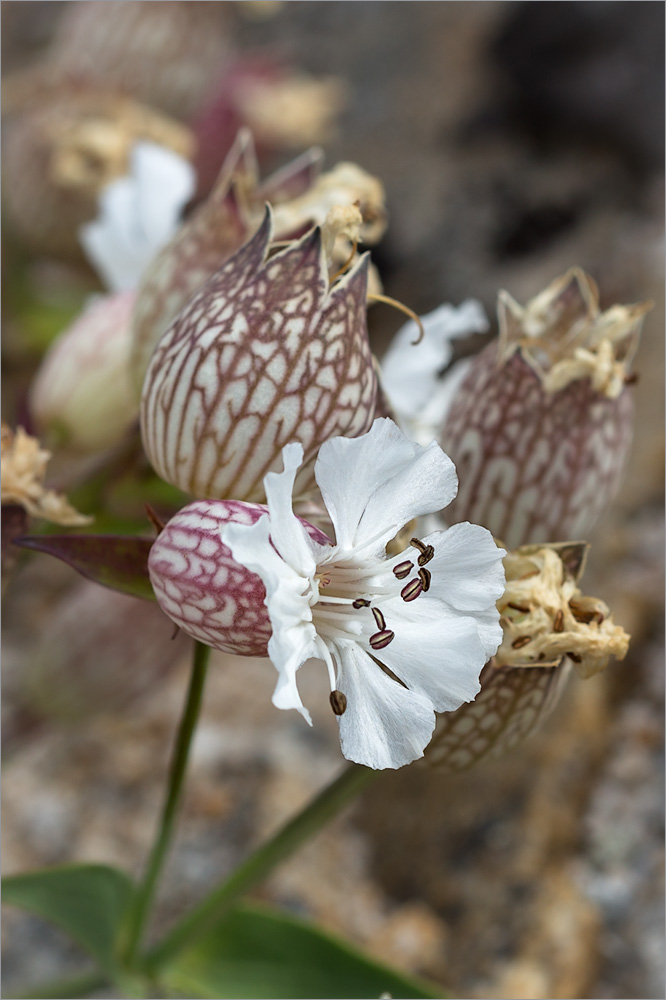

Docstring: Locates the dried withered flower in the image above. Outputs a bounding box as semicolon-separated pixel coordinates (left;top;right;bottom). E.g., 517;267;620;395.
426;540;630;772
1;424;91;526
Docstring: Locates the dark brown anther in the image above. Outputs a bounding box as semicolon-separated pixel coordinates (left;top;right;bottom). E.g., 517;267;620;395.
567;651;582;663
553;609;564;633
410;537;434;565
508;602;530;614
370;629;395;650
401;578;423;602
145;503;166;535
511;635;532;649
624;372;639;386
352;598;371;609
329;689;347;715
372;607;386;631
417;546;434;567
392;560;413;580
418;567;431;592
569;600;604;625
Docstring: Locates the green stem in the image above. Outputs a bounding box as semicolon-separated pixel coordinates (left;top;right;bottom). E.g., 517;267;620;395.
145;762;378;972
123;640;211;967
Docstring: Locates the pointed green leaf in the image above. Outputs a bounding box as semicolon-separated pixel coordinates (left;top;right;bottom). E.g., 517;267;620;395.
2;864;134;978
14;534;155;600
163;902;443;999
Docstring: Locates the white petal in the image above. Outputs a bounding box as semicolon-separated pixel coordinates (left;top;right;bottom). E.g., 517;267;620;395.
425;523;506;612
315;418;458;557
79;142;195;293
374;598;487;712
381;301;488;419
133;142;196;250
222;516;316;724
335;642;436;769
263;442;317;577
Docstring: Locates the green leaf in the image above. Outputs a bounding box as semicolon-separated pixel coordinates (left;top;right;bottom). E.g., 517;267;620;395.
13;534;155;600
2;864;134;979
163;902;443;999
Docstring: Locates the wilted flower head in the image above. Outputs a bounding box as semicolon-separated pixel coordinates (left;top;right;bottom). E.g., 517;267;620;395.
494;541;629;678
1;424;91;526
148;418;506;769
130;130;386;389
141;209;377;502
440;269;652;548
426;540;630;772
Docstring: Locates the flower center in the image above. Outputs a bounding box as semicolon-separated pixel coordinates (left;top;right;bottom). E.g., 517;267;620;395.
312;536;436;714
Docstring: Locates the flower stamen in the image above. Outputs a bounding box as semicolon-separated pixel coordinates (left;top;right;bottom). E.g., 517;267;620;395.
410;537;434;566
372;607;386;630
392;560;413;580
401;578;423;602
369;629;396;650
418;567;431;592
329;689;348;715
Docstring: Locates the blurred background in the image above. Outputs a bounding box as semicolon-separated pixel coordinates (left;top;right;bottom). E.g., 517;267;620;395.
2;3;664;998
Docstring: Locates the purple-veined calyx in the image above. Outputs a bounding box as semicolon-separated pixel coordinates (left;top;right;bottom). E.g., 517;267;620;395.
140;208;378;503
439;268;652;548
130;129;386;390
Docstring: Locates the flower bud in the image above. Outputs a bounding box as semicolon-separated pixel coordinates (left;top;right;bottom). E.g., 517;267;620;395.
148;499;330;655
30;291;138;453
141;210;377;501
439;269;651;548
426;540;630;772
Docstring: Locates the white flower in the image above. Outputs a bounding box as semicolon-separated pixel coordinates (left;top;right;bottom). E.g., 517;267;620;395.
222;418;505;770
79;141;195;293
381;301;489;444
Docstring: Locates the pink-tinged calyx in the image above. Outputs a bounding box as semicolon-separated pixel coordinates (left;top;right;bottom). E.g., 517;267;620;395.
148;499;331;657
141;209;377;502
440;269;651;548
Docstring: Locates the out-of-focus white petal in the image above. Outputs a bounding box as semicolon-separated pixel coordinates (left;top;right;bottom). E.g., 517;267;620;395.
381;301;488;419
315;417;458;557
335;642;436;769
133;142;196;249
79;141;195;293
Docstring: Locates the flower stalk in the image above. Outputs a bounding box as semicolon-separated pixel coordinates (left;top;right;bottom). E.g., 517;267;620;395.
122;640;211;967
144;762;377;973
